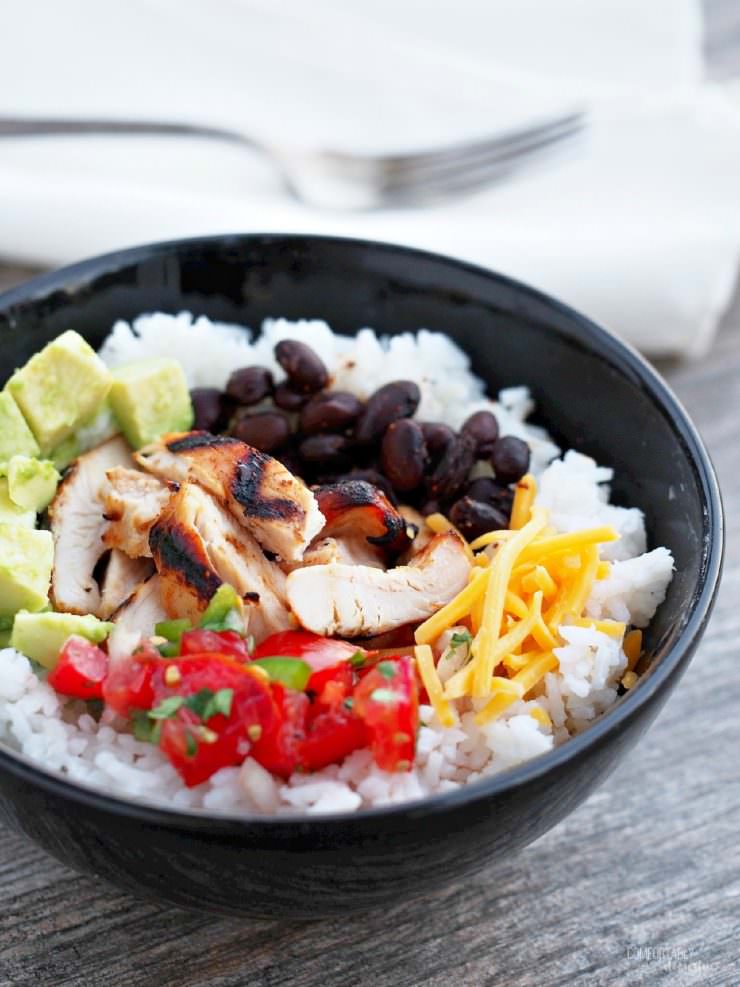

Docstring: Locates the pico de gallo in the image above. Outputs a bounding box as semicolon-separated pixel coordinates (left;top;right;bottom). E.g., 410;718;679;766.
48;585;420;786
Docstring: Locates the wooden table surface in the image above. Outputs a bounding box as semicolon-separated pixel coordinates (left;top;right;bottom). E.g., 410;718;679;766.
1;5;739;985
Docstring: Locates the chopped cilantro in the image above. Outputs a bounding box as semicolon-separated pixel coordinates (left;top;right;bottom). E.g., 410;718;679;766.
185;731;198;758
343;697;354;711
199;584;246;635
149;695;185;720
377;660;397;679
450;630;472;649
349;650;366;669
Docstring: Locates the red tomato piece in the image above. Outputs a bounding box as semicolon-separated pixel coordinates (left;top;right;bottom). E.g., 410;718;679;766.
251;630;362;673
179;629;249;662
353;656;418;772
151;654;279;787
298;707;369;773
47;636;109;700
307;662;354;715
102;654;158;717
249;682;310;779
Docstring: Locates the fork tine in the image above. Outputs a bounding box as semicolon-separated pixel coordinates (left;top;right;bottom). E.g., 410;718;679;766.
378;126;584;203
379;110;586;176
380;117;586;192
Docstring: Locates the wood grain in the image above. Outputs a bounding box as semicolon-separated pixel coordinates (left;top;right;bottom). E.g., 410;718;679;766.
1;4;739;985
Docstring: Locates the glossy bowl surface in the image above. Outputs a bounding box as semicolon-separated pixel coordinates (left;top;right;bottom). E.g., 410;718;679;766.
0;235;723;917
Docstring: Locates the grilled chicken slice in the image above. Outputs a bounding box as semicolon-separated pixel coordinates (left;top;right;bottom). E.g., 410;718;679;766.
286;535;385;571
398;505;435;563
99;550;155;619
286;531;471;637
149;483;294;641
135;432;324;561
313;481;415;556
48;436;133;616
101;467;172;558
110;573;167;637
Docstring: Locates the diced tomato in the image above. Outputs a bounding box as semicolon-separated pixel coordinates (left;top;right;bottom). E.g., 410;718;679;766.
251;630;362;673
150;653;278;787
353;656;418;772
306;662;354;715
298;706;368;772
48;636;109;700
249;682;310;778
102;654;158;717
179;629;249;662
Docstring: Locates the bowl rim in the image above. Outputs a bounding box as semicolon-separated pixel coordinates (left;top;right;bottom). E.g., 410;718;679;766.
0;232;724;830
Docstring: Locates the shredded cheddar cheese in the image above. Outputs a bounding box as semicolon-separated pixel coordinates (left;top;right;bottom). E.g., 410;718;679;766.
623;629;643;670
415;644;458;727
510;473;537;529
411;474;635;731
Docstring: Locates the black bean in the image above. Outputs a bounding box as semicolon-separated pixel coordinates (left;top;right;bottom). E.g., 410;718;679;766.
273;381;309;411
427;433;476;501
225;366;273;406
380;419;427;492
420;422;455;462
231;411;291;453
449;497;510;541
461;410;499;458
299;391;363;434
274;339;328;394
490;436;531;485
190;388;226;432
299;433;354;467
354;381;421;445
467;476;514;510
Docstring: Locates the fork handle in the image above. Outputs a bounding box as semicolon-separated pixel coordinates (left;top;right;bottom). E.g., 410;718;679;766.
0;115;258;149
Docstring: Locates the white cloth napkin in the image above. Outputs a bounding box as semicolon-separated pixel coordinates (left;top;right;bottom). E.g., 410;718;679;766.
1;0;738;356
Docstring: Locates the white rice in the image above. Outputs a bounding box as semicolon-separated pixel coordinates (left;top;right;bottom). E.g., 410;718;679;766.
0;315;675;815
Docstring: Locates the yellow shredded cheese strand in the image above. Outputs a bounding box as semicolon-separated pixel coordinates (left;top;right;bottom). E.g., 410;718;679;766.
505;590;529;620
568;617;626;639
510;473;536;530
475;650;559;724
623;629;643;670
472;509;549;696
521;564;558;599
414;645;458;727
596;561;611;580
529;706;552;728
425;513;474;561
518;526;618;565
414;568;489;645
468;528;516;551
545;545;599;630
489;676;525;698
621;670;638;690
445;592;543;699
531;614;559;651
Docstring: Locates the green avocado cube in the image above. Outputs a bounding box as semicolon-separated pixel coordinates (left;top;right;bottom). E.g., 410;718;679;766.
0;478;36;528
6;331;113;454
109;358;194;449
10;611;113;670
0;525;53;618
0;392;40;460
6;457;60;512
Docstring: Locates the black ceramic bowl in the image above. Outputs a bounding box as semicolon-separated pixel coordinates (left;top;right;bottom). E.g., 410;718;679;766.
0;235;723;918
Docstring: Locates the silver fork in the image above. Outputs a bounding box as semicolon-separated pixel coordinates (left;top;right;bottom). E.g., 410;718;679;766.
0;110;585;210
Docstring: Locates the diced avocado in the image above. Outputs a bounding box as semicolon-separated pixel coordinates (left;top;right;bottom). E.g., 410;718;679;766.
10;611;113;670
6;330;113;454
0;391;40;460
49;435;81;471
0;629;10;649
5;456;60;512
0;478;36;528
0;524;53;618
108;358;193;449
